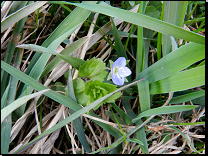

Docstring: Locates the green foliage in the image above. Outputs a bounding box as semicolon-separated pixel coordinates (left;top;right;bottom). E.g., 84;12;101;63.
1;1;205;154
73;78;122;110
78;57;108;81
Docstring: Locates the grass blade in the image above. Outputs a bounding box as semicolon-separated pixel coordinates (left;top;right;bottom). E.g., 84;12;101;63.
1;60;81;111
68;2;205;45
111;17;127;58
132;105;198;123
169;90;205;104
16;44;85;69
137;80;150;112
149;65;205;94
137;42;205;83
1;89;50;123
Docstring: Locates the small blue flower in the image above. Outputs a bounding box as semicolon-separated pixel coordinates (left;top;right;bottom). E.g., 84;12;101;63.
111;57;132;86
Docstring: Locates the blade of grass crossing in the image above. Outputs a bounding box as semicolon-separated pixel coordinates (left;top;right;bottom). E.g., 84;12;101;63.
1;84;10;109
1;114;11;154
1;89;50;123
16;24;82;118
16;43;85;70
111;103;132;125
1;61;81;111
143;28;153;70
89;113;123;139
1;41;15;97
136;2;144;75
17;2;98;106
2;61;123;150
1;12;27;96
67;68;92;153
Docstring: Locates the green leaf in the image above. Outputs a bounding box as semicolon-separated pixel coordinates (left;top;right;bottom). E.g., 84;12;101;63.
132;105;198;123
162;1;188;56
1;60;81;111
76;92;90;107
90;70;108;81
149;65;205;94
19;1;97;105
73;78;85;95
84;80;122;110
1;84;10;109
72;78;90;106
105;110;126;125
79;57;107;81
137;80;150;112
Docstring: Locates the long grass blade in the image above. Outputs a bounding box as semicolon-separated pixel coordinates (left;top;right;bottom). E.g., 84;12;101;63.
169;90;205;104
16;44;85;69
132;105;198;123
149;65;205;94
67;2;205;45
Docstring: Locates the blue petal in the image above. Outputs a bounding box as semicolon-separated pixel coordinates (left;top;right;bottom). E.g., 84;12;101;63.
112;73;124;86
112;57;126;69
118;67;132;77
